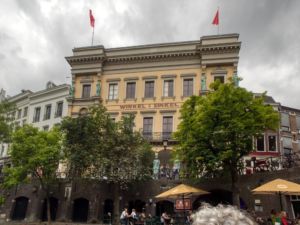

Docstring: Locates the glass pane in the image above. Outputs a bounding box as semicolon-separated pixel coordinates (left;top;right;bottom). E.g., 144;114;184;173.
268;135;277;151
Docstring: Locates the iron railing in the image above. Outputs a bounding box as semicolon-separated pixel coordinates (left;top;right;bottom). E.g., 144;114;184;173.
141;132;175;142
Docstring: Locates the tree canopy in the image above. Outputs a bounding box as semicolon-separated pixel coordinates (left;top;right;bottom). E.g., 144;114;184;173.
0;100;15;142
174;81;279;207
2;125;63;224
60;105;154;224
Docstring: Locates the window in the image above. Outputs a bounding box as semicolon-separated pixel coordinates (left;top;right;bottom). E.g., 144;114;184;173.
43;125;49;131
22;119;26;125
296;116;300;131
183;78;193;97
11;111;16;120
82;84;91;98
214;75;225;83
268;135;277;152
44;104;51;120
143;117;153;139
33;107;41;122
163;116;173;140
23;107;28;117
108;83;118;100
126;82;136;99
281;113;290;131
163;80;174;97
17;109;22;119
144;81;154;98
1;145;5;157
256;135;265;152
283;137;292;154
55;102;63;117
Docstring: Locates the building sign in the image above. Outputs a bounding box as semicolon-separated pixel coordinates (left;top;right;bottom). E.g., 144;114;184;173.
175;199;191;210
119;102;181;110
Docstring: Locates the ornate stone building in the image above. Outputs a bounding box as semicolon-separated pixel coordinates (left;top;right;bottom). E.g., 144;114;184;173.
66;34;241;153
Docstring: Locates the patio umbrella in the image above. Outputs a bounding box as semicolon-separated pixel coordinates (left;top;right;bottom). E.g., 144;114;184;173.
155;184;209;199
252;178;300;210
155;184;209;221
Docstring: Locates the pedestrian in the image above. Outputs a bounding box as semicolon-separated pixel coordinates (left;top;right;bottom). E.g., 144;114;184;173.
270;209;276;225
280;211;288;225
120;208;129;225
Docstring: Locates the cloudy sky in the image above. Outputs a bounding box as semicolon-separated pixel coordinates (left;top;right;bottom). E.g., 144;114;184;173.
0;0;299;108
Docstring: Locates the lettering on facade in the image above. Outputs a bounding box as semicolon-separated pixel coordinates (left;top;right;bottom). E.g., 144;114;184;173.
119;102;180;110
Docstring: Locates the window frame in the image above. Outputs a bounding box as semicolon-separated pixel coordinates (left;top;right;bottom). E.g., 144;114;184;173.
82;84;91;98
44;104;52;120
108;83;119;100
267;134;278;152
126;81;136;99
144;80;155;98
182;78;194;97
33;107;41;123
55;101;63;118
163;79;174;97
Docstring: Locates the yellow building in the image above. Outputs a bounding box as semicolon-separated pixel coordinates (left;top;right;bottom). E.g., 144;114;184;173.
65;34;241;151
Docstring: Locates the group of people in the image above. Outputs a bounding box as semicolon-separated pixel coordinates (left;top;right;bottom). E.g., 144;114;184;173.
120;208;148;225
160;210;192;225
269;210;294;225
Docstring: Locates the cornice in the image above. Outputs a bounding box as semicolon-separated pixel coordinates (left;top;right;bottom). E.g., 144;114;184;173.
66;55;105;65
199;43;241;54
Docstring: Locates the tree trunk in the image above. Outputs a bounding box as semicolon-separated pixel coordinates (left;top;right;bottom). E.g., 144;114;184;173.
113;184;120;225
46;193;52;225
231;168;241;209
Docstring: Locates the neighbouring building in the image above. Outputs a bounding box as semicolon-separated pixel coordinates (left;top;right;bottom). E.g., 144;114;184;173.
0;82;69;171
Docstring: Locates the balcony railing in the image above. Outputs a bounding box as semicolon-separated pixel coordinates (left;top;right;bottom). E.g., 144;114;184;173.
142;132;175;142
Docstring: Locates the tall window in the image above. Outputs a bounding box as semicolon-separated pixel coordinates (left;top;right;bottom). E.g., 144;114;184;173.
268;135;277;152
296;116;300;131
23;107;28;117
256;135;265;152
44;104;51;120
17;109;22;119
281;113;290;131
126;82;136;99
163;116;173;140
108;83;118;100
82;84;91;98
163;80;174;97
214;75;225;83
183;79;193;97
55;102;63;117
33;107;41;123
143;117;153;139
144;81;154;98
282;136;292;154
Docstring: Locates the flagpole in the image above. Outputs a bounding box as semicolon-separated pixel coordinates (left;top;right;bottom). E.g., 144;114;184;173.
91;26;94;46
217;6;220;35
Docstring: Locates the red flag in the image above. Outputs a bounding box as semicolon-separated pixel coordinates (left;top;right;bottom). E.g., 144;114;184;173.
212;9;219;25
89;9;95;28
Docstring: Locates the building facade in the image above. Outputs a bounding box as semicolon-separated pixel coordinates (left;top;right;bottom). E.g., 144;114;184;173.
0;82;69;170
66;34;241;154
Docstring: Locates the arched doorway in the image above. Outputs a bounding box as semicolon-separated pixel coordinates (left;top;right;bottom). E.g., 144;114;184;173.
128;199;146;213
11;197;29;221
72;198;89;222
156;200;174;217
192;189;247;210
41;197;59;221
103;199;113;223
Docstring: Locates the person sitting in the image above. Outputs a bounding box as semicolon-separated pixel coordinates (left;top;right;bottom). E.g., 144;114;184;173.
120;208;129;225
161;212;171;225
129;209;138;225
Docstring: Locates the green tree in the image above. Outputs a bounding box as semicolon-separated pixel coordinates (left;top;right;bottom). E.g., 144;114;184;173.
0;100;15;142
174;81;279;208
2;125;63;224
61;105;154;225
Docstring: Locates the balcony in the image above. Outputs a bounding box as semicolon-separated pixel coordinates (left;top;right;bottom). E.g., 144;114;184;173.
141;132;176;143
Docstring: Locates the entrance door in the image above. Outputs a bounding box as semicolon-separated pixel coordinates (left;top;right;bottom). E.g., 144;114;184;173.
72;198;89;222
11;197;29;221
